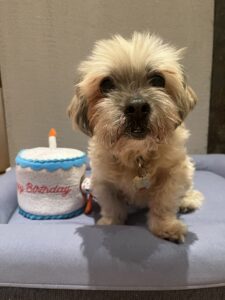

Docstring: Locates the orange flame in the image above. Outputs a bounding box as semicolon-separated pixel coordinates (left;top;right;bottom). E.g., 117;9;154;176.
49;128;56;137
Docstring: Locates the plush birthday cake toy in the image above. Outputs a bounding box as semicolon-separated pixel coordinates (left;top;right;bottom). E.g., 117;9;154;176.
15;129;87;220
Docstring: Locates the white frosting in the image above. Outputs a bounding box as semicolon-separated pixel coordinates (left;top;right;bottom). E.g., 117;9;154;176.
20;147;85;161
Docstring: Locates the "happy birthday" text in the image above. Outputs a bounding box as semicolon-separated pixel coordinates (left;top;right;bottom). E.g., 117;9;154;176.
17;182;72;197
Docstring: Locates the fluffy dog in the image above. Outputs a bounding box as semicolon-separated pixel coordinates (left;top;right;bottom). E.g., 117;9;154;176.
68;32;203;243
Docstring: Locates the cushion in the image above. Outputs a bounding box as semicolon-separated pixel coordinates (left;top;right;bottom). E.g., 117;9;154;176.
0;154;225;290
0;170;17;224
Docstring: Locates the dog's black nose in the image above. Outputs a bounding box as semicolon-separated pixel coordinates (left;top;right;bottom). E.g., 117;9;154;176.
124;99;150;119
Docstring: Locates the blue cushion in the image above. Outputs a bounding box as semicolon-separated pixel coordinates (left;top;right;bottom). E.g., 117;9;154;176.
0;170;17;224
0;154;225;290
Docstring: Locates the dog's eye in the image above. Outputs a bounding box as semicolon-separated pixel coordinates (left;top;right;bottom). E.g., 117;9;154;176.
100;77;115;94
148;74;165;88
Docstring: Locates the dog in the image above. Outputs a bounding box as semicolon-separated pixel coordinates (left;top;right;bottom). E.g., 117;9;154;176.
68;32;203;243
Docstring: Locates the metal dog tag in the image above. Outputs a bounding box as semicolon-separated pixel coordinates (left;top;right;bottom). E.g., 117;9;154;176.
133;175;150;191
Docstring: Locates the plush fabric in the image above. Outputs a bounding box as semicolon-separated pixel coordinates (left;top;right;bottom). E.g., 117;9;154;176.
193;154;225;178
0;170;17;224
16;166;86;218
15;147;86;218
16;148;86;171
0;154;225;291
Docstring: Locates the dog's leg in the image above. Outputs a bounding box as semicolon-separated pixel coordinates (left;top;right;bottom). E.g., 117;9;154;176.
93;181;128;225
179;189;203;213
148;164;192;243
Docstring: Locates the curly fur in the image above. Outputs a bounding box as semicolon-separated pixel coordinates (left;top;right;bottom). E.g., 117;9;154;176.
68;32;203;243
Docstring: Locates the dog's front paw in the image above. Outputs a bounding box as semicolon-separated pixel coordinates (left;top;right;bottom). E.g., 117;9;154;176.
150;219;187;243
97;216;123;225
179;189;204;214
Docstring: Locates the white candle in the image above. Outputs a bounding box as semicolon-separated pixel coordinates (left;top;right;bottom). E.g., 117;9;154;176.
49;128;57;149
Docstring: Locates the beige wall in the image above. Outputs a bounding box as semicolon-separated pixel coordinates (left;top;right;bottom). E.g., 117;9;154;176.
0;86;9;172
0;0;214;164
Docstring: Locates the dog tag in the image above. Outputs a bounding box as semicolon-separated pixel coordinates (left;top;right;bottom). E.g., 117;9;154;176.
133;175;150;191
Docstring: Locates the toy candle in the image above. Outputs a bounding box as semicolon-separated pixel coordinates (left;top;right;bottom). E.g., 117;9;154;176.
49;128;57;149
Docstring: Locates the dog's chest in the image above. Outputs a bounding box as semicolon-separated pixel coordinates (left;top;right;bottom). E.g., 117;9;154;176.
114;167;152;206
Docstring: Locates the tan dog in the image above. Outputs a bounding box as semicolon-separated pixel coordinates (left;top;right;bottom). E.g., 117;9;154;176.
68;32;203;243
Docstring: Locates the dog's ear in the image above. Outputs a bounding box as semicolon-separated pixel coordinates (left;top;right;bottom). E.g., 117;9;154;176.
163;70;198;125
185;85;197;110
179;78;198;121
67;87;92;136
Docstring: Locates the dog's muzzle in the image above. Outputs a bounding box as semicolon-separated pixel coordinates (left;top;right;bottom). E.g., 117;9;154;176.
124;98;150;139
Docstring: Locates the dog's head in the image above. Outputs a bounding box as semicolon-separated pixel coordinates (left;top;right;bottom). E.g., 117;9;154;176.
68;32;197;151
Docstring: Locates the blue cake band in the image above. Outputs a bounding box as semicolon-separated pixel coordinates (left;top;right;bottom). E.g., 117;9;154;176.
19;206;85;220
16;150;86;172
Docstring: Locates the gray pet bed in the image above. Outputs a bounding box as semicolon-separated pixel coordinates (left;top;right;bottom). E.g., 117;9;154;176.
0;154;225;292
